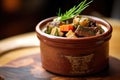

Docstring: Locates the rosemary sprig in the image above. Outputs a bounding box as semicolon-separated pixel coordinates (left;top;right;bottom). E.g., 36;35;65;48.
57;0;93;21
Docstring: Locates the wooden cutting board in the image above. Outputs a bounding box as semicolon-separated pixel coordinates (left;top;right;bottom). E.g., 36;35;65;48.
0;47;120;80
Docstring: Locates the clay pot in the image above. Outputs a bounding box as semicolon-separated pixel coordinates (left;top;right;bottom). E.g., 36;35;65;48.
36;15;112;76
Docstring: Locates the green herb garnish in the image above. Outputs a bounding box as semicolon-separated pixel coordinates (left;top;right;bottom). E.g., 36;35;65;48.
57;0;93;21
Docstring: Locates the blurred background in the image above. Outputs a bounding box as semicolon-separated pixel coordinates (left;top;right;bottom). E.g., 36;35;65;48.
0;0;120;39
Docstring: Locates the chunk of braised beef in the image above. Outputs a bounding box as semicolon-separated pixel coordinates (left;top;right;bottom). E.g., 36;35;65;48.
88;20;96;27
75;26;97;37
47;21;65;27
45;21;65;34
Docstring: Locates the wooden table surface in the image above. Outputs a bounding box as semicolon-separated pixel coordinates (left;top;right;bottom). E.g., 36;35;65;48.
0;18;120;80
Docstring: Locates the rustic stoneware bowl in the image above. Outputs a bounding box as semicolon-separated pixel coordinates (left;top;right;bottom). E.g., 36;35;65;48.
36;15;112;76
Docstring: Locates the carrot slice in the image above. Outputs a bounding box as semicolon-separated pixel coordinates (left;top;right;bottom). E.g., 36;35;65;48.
60;24;74;32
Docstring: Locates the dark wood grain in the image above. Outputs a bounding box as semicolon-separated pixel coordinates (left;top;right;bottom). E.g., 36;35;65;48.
0;54;120;80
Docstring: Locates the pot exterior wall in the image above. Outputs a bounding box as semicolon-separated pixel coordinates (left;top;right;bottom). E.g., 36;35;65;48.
40;40;109;76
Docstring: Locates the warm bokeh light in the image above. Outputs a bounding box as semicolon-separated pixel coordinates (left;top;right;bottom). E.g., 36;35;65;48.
2;0;21;13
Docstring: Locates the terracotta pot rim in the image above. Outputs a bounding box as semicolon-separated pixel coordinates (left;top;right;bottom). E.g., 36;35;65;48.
36;15;112;42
